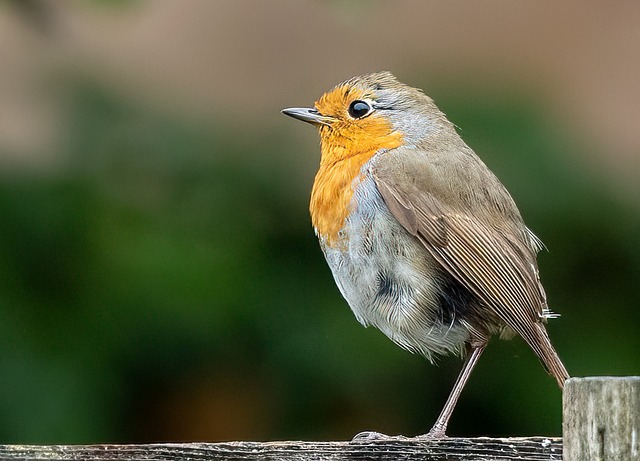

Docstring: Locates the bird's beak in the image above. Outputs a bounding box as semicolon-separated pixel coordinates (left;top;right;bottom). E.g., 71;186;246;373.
281;107;335;126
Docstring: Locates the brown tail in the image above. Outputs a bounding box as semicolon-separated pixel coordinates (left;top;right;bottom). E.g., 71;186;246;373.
527;324;570;388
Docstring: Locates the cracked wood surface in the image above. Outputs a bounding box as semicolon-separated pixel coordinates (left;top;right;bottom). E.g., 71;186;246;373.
0;437;562;461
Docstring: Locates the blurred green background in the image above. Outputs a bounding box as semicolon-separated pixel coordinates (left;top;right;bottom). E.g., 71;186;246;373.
1;0;639;444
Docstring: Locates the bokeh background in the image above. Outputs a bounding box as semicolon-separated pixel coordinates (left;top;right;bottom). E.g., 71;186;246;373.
1;0;639;444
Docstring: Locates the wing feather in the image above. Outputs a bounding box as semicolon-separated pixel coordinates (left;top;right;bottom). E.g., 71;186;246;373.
373;169;550;351
370;144;569;386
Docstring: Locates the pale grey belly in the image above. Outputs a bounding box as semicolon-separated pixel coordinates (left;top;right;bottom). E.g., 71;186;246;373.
319;175;470;361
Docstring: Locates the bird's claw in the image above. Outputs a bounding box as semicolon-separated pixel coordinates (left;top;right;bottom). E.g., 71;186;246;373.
351;431;409;443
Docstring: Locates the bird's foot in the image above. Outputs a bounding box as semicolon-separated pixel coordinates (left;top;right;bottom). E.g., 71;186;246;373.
414;425;447;440
350;431;409;443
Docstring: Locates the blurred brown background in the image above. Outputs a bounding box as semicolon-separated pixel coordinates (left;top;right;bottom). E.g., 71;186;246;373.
0;0;638;443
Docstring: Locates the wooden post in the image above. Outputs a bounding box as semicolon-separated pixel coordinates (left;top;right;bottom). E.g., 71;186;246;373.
563;376;640;460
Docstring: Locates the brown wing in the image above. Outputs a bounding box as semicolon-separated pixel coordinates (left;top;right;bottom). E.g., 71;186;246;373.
373;167;569;386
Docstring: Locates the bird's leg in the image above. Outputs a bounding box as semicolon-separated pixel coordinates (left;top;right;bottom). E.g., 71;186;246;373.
352;340;488;443
422;341;487;438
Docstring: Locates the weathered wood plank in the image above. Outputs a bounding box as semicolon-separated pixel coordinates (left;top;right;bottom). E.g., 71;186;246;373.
0;437;562;461
563;376;640;461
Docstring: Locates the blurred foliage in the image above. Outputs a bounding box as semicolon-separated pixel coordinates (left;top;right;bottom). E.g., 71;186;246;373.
0;74;638;444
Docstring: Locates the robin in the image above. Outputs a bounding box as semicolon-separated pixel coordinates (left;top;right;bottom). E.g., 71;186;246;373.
282;72;569;438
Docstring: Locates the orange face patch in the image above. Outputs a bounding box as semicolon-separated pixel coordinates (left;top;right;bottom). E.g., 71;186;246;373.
310;85;403;247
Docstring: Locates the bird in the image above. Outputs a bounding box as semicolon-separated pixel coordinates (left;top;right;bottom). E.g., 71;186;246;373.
282;71;569;438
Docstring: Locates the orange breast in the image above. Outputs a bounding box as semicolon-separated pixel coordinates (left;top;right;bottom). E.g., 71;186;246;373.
308;83;404;247
310;152;370;248
310;118;403;248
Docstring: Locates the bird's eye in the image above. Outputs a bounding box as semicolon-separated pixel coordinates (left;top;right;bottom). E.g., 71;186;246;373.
348;100;372;119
